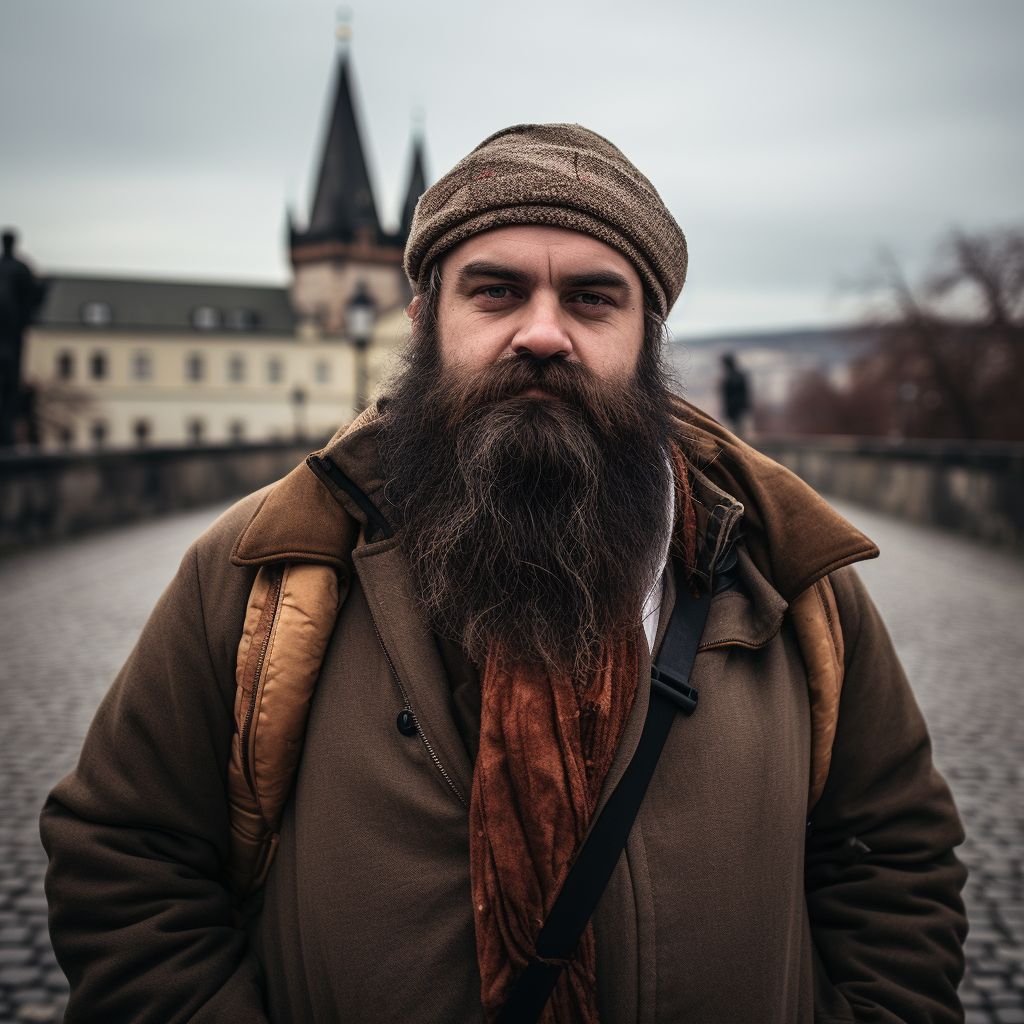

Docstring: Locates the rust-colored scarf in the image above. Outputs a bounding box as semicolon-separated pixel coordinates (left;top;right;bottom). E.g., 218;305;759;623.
470;447;696;1024
470;638;638;1023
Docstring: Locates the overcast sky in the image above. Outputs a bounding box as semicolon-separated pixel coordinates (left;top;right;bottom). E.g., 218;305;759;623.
2;0;1022;336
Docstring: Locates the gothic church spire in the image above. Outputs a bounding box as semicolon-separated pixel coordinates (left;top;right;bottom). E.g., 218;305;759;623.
304;56;381;244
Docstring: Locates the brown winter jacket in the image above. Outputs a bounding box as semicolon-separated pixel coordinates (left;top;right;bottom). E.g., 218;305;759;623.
40;399;968;1024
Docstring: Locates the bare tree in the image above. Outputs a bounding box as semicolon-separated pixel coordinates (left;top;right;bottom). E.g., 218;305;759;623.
777;227;1024;440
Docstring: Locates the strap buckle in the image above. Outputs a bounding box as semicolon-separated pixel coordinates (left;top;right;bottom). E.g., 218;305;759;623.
650;665;699;715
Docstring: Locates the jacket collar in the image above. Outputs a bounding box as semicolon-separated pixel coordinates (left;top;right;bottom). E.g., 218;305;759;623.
231;398;878;601
669;395;878;600
230;406;382;571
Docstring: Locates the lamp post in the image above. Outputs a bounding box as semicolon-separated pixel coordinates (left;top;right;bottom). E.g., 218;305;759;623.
291;386;307;442
346;284;377;417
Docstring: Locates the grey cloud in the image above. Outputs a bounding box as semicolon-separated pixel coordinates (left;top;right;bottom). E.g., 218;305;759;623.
1;0;1021;332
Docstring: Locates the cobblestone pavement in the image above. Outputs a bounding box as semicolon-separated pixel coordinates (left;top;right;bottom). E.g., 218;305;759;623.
0;498;1021;1021
828;500;1024;1024
0;505;231;1023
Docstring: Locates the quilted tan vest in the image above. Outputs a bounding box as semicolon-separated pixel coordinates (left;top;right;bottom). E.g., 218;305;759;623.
223;563;844;900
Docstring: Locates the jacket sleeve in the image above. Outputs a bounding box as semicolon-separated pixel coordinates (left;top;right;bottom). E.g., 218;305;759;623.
39;512;269;1024
805;565;968;1024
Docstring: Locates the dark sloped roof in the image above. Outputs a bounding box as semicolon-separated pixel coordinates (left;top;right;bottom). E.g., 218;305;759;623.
303;57;382;245
399;136;428;242
291;58;431;258
35;276;296;334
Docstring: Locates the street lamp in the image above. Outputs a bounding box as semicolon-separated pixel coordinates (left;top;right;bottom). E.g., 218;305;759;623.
291;386;307;442
346;283;377;417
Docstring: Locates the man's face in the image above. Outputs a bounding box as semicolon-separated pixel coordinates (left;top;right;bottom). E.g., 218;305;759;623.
432;225;646;385
381;224;675;674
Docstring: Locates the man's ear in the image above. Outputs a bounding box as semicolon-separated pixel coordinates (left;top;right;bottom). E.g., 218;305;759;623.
406;294;421;324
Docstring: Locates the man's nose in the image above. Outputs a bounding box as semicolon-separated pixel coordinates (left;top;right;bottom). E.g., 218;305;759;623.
510;299;573;361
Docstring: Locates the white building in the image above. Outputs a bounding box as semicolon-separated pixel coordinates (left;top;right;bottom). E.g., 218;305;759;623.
21;51;423;450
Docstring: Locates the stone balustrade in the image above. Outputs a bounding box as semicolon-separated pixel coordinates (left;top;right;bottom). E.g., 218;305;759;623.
756;436;1024;550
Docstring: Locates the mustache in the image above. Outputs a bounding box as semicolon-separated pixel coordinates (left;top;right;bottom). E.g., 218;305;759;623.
432;352;648;437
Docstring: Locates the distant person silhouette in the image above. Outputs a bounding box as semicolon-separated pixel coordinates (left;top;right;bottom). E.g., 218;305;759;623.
0;230;46;445
720;352;750;436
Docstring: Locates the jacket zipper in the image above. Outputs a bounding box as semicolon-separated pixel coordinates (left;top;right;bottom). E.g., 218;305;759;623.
240;568;284;793
371;619;467;808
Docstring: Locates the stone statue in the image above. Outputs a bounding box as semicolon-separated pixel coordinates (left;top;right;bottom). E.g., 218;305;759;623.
0;230;46;445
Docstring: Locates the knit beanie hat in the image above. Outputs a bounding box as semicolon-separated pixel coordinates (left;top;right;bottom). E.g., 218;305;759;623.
403;124;688;317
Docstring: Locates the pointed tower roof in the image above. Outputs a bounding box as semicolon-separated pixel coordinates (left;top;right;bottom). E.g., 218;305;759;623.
290;48;423;270
304;56;381;243
399;135;428;242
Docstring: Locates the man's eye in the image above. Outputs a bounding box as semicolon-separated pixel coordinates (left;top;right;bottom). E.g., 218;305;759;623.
484;286;510;299
577;292;605;306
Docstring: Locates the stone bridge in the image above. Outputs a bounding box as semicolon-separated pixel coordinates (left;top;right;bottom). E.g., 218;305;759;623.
0;500;1021;1022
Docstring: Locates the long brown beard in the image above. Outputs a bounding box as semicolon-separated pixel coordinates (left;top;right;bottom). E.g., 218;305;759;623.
378;314;677;677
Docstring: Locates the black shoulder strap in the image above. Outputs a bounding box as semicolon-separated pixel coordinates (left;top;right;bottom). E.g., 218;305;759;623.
311;454;394;542
311;453;709;1023
496;562;712;1024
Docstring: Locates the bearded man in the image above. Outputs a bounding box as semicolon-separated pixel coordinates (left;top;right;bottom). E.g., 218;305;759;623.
41;125;967;1024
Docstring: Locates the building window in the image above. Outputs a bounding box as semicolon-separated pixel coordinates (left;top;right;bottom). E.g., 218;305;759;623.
91;420;107;446
192;306;221;331
228;355;245;382
90;351;108;380
133;419;150;445
56;351;74;380
131;350;153;381
227;308;260;331
59;426;74;446
185;353;204;381
314;359;330;384
186;418;204;445
80;301;112;327
267;357;283;383
229;420;245;444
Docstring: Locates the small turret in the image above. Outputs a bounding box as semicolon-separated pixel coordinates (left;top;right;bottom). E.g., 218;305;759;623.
399;131;428;242
300;55;382;247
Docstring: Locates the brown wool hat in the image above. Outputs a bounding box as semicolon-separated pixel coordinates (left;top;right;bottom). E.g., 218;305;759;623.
404;124;688;316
